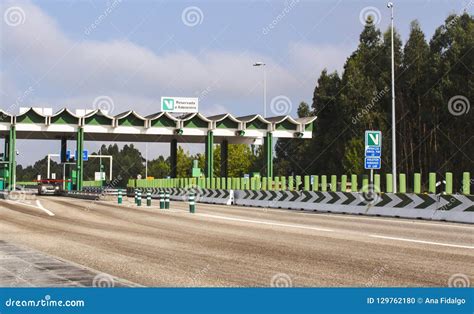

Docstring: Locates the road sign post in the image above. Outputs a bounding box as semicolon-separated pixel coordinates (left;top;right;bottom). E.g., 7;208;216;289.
364;131;382;195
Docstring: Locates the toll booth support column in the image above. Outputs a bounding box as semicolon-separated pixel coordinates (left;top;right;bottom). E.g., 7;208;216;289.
170;139;177;178
60;137;67;190
220;139;228;178
264;132;273;178
205;130;214;179
8;125;16;190
76;127;84;191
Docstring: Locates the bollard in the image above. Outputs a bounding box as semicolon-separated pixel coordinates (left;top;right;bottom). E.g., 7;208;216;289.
399;173;406;194
146;191;151;206
463;172;470;195
445;172;453;195
134;189;138;204
429;173;436;194
137;190;142;206
189;192;195;213
374;174;380;193
165;192;170;209
414;173;421;194
321;175;327;192
351;174;357;192
340;175;347;192
159;191;165;209
118;189;122;204
330;175;337;192
386;174;393;193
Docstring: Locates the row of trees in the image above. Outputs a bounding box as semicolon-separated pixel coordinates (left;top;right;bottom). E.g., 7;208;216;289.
275;13;473;188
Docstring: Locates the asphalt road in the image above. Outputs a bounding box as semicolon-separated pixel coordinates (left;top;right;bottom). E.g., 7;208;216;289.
0;195;472;287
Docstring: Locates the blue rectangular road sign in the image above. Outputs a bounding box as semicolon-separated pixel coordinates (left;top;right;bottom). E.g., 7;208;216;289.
83;150;88;161
365;157;381;169
365;146;381;157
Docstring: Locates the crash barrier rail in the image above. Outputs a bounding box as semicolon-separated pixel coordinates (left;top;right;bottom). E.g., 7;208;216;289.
125;187;472;223
127;172;471;195
82;187;120;196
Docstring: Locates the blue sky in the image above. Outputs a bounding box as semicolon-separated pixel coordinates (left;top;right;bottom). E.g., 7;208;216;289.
1;0;471;165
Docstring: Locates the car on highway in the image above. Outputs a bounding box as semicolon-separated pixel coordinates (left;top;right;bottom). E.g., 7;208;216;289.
37;180;63;195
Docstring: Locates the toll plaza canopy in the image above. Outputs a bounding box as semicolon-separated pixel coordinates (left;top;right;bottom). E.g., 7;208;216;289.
0;108;316;190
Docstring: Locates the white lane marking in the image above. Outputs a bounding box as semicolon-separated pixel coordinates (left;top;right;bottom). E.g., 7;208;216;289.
196;213;334;232
0;199;55;216
36;200;55;216
369;235;474;250
184;201;473;230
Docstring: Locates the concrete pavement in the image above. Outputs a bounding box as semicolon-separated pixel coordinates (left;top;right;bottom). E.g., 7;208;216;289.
0;196;472;287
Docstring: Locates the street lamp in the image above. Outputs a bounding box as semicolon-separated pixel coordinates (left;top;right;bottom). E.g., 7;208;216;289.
253;62;267;117
387;2;397;193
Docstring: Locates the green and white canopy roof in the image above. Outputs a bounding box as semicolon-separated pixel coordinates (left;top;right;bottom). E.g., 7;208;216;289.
0;108;316;144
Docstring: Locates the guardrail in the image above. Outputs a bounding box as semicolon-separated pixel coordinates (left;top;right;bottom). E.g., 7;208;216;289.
127;172;471;195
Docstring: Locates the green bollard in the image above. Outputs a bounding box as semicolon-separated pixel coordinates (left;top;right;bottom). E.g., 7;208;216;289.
296;176;301;191
134;189;138;204
351;174;358;192
374;174;380;193
137;190;142;206
445;172;453;195
330;175;337;192
386;174;393;193
463;172;471;195
262;177;267;190
414;173;421;194
288;177;294;191
321;175;327;192
146;191;151;206
274;177;280;190
340;175;347;192
268;177;273;191
304;176;310;191
159;191;165;209
312;175;319;191
189;192;195;213
281;177;287;190
165;192;170;209
118;189;122;204
399;173;406;193
362;175;368;192
429;173;436;194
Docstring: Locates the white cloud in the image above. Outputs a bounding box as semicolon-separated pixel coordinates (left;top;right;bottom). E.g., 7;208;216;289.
1;0;351;117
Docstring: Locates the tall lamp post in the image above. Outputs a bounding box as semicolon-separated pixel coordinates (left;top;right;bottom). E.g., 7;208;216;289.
388;2;397;193
253;62;266;117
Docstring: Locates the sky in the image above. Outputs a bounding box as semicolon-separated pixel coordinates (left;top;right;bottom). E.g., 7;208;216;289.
1;0;471;165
